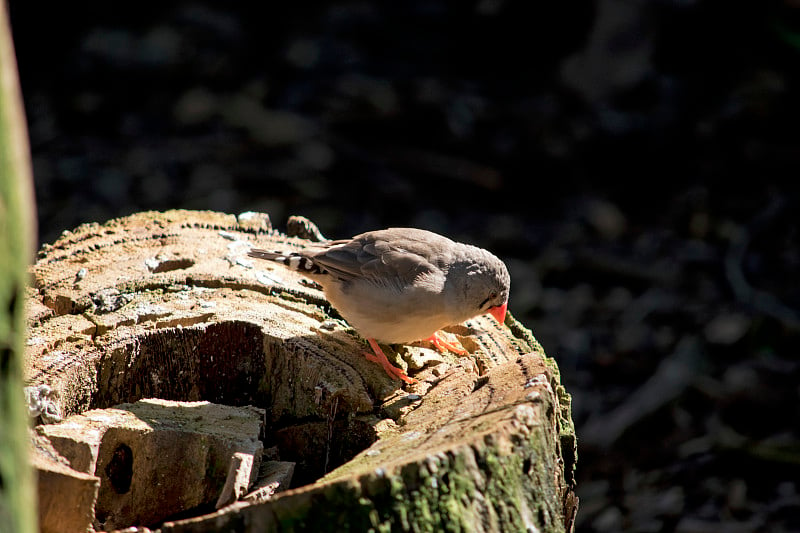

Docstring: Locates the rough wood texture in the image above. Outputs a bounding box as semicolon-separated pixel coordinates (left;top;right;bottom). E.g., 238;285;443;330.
0;1;38;531
30;432;99;533
39;399;265;530
25;210;577;532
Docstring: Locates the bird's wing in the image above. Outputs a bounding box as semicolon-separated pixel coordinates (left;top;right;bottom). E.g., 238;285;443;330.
311;228;448;289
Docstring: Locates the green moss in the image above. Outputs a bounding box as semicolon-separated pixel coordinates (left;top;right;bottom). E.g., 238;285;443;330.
505;311;545;354
314;362;575;533
330;432;567;533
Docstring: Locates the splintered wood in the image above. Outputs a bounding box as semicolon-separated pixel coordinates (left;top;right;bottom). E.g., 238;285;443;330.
25;209;577;533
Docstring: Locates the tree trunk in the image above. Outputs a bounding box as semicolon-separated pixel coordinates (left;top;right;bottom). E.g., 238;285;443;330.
0;1;39;531
26;210;578;532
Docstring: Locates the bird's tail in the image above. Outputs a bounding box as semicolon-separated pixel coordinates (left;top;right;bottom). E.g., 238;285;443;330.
248;248;324;274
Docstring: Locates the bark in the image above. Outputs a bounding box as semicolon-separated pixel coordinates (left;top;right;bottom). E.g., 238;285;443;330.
25;209;578;532
0;1;38;531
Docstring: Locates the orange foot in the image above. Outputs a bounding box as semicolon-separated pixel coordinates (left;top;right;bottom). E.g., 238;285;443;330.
364;338;417;384
426;330;468;355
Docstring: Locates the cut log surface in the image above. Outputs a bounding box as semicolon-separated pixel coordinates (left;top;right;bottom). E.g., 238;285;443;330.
25;210;577;532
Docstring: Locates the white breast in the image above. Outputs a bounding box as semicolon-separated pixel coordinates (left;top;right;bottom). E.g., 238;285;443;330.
322;279;453;344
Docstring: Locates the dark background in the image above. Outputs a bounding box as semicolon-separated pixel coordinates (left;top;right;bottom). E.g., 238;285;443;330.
10;1;800;531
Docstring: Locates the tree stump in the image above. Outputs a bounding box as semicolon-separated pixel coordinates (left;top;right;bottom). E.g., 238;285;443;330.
25;210;578;532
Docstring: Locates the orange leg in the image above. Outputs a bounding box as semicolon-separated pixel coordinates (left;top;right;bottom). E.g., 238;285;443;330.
426;330;468;355
364;338;417;384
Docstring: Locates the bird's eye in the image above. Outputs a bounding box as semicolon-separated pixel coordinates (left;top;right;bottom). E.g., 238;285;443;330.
478;291;498;310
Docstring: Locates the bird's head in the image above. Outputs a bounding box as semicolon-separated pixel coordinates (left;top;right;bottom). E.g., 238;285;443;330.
445;247;510;325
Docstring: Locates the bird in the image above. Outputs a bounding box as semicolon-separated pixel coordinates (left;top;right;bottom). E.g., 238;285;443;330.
248;227;510;384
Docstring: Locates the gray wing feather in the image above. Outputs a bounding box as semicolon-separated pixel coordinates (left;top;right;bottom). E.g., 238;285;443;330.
311;229;444;288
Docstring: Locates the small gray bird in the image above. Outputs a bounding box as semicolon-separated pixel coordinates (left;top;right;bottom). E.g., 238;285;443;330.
248;228;510;383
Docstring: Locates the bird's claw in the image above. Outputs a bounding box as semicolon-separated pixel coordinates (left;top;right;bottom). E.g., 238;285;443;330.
365;339;418;384
427;330;468;355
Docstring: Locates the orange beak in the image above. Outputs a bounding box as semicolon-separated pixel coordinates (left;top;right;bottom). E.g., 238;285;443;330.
488;302;507;324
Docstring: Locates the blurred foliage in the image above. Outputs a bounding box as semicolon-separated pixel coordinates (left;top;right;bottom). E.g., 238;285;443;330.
1;1;38;531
